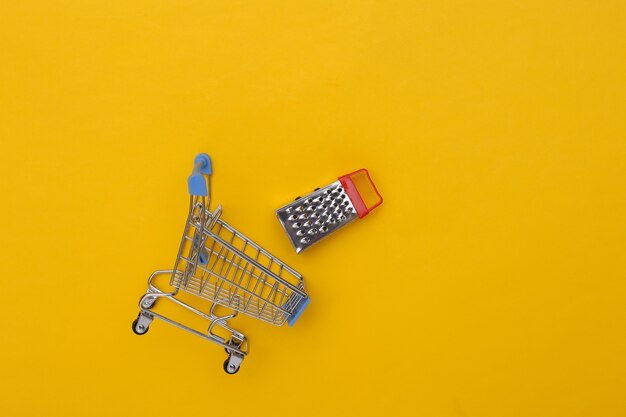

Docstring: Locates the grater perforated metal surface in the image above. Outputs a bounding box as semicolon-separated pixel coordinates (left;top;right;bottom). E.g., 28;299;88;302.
276;169;383;253
276;181;359;253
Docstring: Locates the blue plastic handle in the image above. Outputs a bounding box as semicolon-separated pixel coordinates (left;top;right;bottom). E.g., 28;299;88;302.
194;153;212;174
188;153;212;196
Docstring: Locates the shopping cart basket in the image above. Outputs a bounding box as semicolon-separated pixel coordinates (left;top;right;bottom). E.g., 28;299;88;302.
132;153;310;374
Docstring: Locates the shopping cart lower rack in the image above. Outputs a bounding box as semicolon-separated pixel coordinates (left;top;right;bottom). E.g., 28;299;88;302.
132;153;310;374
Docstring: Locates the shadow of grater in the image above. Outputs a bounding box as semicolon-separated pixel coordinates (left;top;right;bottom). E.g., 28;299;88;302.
276;169;383;253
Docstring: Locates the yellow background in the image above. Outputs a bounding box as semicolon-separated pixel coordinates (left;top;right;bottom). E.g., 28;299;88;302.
1;1;625;416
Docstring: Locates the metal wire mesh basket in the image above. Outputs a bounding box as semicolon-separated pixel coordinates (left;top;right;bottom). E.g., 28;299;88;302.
172;202;308;325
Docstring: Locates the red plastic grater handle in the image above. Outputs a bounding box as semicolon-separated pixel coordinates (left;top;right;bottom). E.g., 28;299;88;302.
338;169;383;219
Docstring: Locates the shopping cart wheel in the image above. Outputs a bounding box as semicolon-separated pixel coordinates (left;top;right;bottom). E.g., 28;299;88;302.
223;358;240;375
132;313;151;335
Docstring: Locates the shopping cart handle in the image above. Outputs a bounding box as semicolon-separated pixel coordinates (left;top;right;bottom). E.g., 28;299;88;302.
188;153;212;196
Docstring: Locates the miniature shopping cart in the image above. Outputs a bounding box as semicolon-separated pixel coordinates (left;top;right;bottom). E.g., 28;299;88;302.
132;153;310;374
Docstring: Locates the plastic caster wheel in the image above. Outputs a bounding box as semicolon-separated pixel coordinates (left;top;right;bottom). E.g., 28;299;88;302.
132;317;149;335
223;358;240;375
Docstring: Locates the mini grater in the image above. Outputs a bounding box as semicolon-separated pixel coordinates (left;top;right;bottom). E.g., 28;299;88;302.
276;169;383;253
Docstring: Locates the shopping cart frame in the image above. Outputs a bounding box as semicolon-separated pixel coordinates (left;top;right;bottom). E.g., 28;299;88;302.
133;269;249;373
